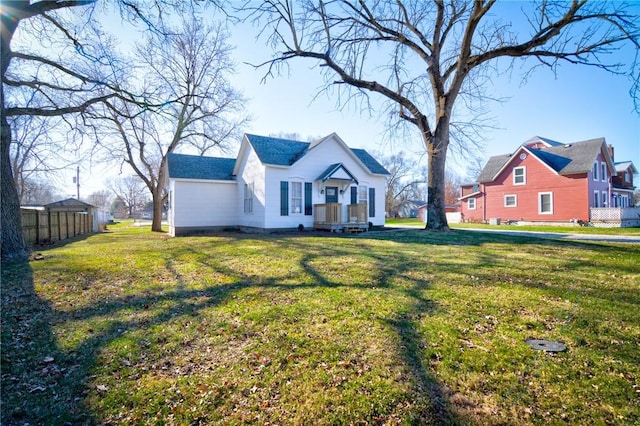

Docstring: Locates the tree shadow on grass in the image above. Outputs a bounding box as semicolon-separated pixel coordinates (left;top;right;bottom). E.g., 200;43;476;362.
3;231;487;424
1;260;98;425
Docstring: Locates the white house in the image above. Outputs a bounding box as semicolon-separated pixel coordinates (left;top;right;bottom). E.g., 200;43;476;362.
165;133;390;236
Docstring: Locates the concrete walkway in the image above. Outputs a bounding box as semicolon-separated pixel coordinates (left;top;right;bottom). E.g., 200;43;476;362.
384;224;640;244
460;228;640;244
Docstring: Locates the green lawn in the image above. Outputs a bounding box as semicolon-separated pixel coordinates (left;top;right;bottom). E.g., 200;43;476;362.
2;225;639;425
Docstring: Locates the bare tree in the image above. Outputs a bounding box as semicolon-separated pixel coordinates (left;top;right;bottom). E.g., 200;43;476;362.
18;177;64;206
377;151;426;216
444;169;462;207
109;176;149;218
92;17;248;232
0;1;183;260
86;190;112;211
7;89;79;204
249;0;639;230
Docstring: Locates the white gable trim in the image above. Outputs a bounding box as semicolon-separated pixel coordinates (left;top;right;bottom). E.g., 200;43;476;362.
304;133;373;173
490;146;559;181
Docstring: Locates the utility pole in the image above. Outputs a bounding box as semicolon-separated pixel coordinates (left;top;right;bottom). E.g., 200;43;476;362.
73;166;80;199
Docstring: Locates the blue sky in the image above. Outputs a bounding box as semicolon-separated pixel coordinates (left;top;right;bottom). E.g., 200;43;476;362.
229;19;639;181
59;3;639;195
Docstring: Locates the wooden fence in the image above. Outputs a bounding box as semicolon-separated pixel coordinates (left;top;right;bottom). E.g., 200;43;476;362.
21;209;94;245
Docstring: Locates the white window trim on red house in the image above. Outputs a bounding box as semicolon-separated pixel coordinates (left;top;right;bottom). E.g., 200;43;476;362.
504;194;517;207
539;192;553;214
513;166;526;185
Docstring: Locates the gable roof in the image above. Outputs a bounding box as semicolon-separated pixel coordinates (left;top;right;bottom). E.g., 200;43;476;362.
317;163;359;184
615;161;639;174
477;154;513;183
244;133;390;175
167;153;236;181
478;136;615;183
523;135;564;148
528;138;610;175
245;134;309;166
46;198;95;208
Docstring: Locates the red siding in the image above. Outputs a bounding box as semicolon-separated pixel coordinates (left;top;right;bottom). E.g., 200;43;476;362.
464;152;595;223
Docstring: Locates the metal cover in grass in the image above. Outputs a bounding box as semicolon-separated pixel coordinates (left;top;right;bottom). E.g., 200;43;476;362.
525;339;567;353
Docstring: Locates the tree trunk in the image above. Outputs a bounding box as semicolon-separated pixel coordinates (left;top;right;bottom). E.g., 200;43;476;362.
1;115;30;261
151;190;163;232
1;5;29;260
424;127;450;231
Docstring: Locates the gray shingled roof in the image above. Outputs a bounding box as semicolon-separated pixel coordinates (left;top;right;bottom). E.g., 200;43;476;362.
478;137;610;182
245;134;309;166
528;138;606;175
477;154;513;183
615;161;638;174
167;153;236;180
46;198;95;208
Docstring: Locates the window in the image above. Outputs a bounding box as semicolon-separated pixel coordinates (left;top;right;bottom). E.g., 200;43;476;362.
625;171;630;183
602;191;608;207
504;195;517;207
601;163;607;182
539;192;553;214
593;162;599;181
594;191;599;208
358;186;368;203
291;182;302;214
513;167;526;185
244;182;253;214
468;198;476;210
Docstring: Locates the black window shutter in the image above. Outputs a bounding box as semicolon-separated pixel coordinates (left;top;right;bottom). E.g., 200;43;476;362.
369;188;375;217
350;186;357;205
280;181;289;216
304;182;312;215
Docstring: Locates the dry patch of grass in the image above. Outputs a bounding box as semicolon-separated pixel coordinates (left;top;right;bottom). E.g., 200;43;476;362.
2;227;639;425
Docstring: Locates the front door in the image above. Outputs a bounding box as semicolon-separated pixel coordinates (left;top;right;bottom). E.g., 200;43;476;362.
325;186;338;203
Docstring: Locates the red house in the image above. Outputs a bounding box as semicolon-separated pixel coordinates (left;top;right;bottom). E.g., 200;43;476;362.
460;136;637;224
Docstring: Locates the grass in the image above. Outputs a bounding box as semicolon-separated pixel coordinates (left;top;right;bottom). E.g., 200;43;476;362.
2;224;639;425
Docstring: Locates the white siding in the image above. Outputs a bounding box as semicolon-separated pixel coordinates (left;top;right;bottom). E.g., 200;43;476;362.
169;179;237;235
170;133;388;233
236;146;267;229
263;134;388;228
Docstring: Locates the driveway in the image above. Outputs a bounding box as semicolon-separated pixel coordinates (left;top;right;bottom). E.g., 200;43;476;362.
384;224;640;244
457;228;640;244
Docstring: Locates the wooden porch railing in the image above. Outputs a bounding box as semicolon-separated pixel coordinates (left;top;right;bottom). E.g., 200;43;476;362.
314;203;342;224
347;203;367;223
314;203;368;225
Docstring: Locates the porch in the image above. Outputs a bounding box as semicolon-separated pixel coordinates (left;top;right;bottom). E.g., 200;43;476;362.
313;203;369;232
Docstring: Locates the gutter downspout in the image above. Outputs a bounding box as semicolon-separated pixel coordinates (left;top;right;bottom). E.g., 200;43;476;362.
482;184;486;223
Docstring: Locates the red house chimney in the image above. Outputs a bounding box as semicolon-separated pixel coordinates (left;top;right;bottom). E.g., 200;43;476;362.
608;144;614;162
